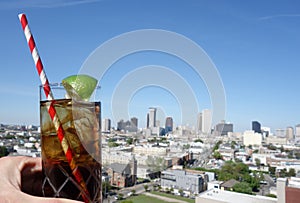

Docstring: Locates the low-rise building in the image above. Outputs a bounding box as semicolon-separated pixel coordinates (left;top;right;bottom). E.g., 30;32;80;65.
106;157;137;188
243;130;262;146
161;168;205;195
266;136;287;145
196;188;277;203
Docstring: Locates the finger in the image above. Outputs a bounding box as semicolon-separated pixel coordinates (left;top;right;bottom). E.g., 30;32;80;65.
20;157;44;196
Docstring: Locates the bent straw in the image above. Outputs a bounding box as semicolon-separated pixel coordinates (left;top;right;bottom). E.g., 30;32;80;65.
18;13;90;203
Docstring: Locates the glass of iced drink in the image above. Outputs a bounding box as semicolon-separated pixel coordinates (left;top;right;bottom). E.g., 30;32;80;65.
40;75;102;202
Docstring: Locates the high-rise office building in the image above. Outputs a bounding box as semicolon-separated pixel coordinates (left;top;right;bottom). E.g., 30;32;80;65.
101;118;111;132
295;124;300;140
148;107;156;128
202;109;212;134
214;121;233;136
146;113;149;128
286;126;294;140
197;113;202;132
165;117;173;133
252;121;261;133
131;117;138;128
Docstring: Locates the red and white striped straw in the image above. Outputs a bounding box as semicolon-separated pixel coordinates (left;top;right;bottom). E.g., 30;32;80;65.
18;13;89;202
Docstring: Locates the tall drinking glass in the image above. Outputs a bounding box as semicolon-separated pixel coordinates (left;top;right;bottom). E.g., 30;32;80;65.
40;83;102;202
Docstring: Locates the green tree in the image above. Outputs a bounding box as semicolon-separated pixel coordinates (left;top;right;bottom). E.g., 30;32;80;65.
102;182;111;196
255;158;261;168
295;152;300;160
231;141;237;149
213;151;223;160
288;168;296;177
269;166;276;176
0;146;8;157
117;193;124;200
178;189;184;196
144;184;149;191
126;138;133;145
131;189;136;196
267;144;277;150
233;182;253;195
146;156;167;174
279;168;288;177
213;141;222;151
182;144;190;149
108;142;119;148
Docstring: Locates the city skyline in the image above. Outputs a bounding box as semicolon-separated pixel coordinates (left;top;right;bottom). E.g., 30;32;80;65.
100;107;300;135
0;1;300;132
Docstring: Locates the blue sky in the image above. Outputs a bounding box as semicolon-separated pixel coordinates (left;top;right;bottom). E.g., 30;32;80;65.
0;0;299;132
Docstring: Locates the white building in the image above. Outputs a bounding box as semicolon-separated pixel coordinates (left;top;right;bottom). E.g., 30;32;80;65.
148;107;156;128
196;188;277;203
295;124;300;141
133;145;167;156
101;118;111;133
202;109;212;134
286;126;294;141
252;153;269;166
243;130;262;146
266;136;287;145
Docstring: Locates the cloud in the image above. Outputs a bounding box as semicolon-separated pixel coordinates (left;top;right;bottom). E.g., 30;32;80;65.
259;14;300;20
0;0;102;10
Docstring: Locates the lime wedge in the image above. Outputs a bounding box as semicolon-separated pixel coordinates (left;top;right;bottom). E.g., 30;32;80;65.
62;74;98;101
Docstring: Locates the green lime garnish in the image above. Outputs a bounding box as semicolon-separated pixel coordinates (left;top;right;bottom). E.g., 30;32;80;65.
62;74;98;101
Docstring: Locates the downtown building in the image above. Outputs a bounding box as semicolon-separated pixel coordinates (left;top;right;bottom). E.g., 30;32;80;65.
252;121;262;133
213;120;233;136
165;117;173;133
197;109;212;134
101;118;111;133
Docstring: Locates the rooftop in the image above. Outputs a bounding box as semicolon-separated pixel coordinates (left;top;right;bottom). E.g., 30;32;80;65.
197;189;277;203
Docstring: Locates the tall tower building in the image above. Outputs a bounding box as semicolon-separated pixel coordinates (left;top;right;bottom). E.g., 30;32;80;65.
286;126;294;141
197;113;202;132
165;117;173;133
148;107;156;128
214;121;233;136
202;109;212;134
131;117;138;128
295;124;300;140
101;118;111;132
146;113;149;128
252;121;261;133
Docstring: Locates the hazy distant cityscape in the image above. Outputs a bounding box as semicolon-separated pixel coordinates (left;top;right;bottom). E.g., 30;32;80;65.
1;107;300;203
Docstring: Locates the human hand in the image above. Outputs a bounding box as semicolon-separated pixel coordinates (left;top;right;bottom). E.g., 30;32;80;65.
0;156;82;203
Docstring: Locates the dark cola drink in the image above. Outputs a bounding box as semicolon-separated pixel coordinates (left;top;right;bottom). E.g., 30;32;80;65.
40;99;102;202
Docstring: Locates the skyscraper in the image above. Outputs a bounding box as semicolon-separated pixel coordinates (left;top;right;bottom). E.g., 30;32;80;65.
101;118;111;133
165;117;173;133
214;121;233;136
295;124;300;140
202;109;212;134
146;113;149;128
286;126;294;141
197;113;202;132
131;117;138;129
252;121;261;133
148;107;156;128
